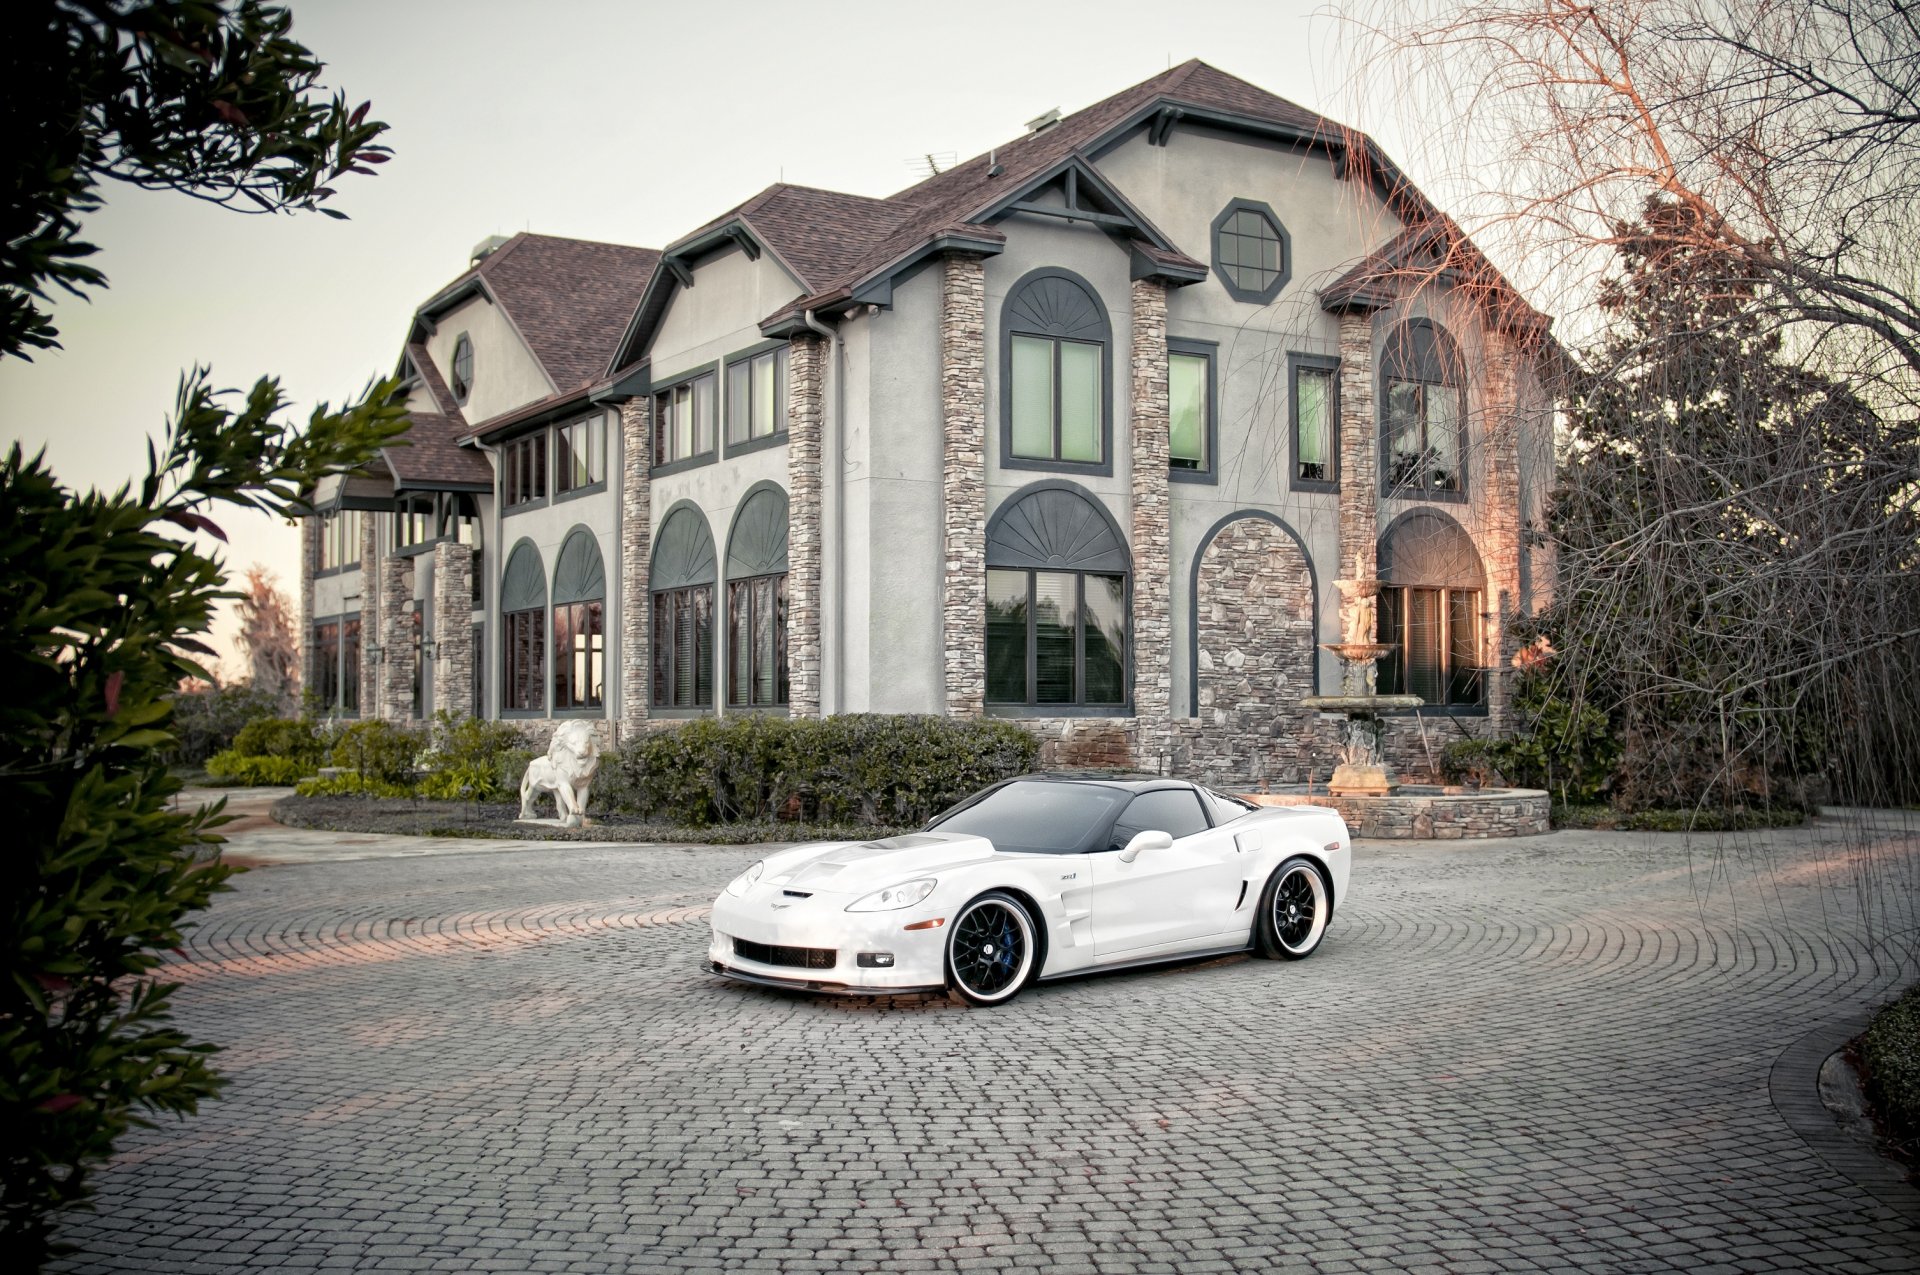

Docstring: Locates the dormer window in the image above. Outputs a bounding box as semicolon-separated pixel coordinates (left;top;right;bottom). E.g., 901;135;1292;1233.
450;334;474;403
1211;200;1290;303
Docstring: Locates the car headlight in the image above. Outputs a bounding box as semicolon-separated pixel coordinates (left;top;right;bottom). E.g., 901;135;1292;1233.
846;879;937;912
725;861;765;897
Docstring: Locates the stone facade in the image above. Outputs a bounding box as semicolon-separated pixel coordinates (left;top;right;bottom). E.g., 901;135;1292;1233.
618;396;651;738
1128;279;1172;771
1335;310;1379;580
378;554;414;721
1173;518;1342;788
786;335;827;719
431;542;474;721
939;254;988;718
299;514;319;700
1478;328;1524;734
1028;718;1135;771
356;514;380;716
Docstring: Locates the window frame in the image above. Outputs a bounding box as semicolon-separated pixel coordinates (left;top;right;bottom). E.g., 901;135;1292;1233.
316;509;364;575
998;268;1114;478
450;333;474;404
309;614;361;717
650;584;714;711
726;572;789;709
1210;199;1291;304
1288;352;1342;493
502;431;549;510
552;599;605;712
1376;584;1487;714
650;364;720;476
723;342;791;458
554;412;609;501
1379;318;1470;503
502;605;547;714
1167;337;1219;485
985;567;1131;712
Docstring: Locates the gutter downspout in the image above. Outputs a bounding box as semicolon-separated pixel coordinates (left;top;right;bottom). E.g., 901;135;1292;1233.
802;309;842;716
476;439;504;721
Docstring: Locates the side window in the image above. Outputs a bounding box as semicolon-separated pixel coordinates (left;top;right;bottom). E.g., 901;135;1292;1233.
1107;789;1211;850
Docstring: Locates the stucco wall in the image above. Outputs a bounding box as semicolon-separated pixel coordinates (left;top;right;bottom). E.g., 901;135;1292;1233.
423;293;553;424
647;244;803;383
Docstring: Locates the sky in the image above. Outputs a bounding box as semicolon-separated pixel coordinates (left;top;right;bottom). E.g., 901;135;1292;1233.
0;0;1417;681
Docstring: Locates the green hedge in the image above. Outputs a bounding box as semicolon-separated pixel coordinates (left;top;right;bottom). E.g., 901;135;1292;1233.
204;750;307;786
1862;982;1920;1159
599;714;1039;827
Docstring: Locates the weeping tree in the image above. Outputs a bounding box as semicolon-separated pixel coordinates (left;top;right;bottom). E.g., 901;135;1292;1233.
235;565;300;707
0;3;403;1265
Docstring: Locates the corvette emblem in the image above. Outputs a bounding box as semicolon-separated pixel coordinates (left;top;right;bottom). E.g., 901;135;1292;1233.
771;902;791;910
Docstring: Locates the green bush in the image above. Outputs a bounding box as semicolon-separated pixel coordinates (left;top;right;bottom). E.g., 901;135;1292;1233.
203;750;305;786
1490;666;1621;805
1441;738;1502;787
494;747;538;798
1861;982;1920;1160
1549;802;1806;832
166;682;281;766
421;713;524;801
230;716;326;765
328;719;424;787
294;772;413;799
601;714;1039;828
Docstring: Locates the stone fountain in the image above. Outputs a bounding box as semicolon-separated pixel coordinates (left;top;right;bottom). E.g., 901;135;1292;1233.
1301;560;1422;795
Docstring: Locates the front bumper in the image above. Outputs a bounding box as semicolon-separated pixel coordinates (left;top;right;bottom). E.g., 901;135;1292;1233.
707;889;950;995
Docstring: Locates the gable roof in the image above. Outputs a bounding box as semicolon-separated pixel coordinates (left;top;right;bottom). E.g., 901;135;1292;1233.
1322;217;1551;338
383;412;493;491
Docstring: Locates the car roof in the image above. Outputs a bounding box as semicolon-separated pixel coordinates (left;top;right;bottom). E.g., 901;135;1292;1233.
1007;772;1200;795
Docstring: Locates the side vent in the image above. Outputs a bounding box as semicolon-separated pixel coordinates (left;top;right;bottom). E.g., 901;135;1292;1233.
1025;108;1062;134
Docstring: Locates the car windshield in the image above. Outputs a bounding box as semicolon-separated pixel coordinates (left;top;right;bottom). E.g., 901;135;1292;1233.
927;781;1132;855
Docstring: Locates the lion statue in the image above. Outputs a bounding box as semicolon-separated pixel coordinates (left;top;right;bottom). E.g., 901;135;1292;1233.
518;719;602;828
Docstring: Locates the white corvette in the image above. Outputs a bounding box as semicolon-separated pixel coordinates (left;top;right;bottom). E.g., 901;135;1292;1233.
708;775;1351;1006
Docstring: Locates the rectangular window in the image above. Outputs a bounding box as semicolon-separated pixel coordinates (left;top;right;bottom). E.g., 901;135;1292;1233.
318;509;364;571
312;622;340;710
505;433;546;506
726;347;789;446
1169;351;1209;470
653;372;718;468
556;414;607;494
504;608;545;711
1009;335;1103;466
392;501;432;550
471;623;485;719
1385;380;1462;493
651;586;712;708
727;575;788;707
985;569;1127;707
341;618;360;713
409;603;424;719
1292;359;1338;487
1376;586;1482;708
553;601;605;709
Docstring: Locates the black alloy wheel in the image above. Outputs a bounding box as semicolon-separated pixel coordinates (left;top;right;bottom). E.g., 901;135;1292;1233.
1253;857;1330;961
946;892;1037;1006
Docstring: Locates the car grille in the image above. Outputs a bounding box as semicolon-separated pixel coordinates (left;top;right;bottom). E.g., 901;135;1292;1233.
732;938;837;970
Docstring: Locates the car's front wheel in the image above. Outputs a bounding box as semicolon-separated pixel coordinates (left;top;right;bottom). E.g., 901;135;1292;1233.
1254;858;1329;960
946;891;1037;1006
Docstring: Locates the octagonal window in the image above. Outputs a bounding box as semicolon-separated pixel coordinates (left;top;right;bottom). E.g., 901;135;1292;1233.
1211;200;1290;303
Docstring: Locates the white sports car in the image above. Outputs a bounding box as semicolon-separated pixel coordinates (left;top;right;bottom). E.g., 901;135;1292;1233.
708;775;1351;1006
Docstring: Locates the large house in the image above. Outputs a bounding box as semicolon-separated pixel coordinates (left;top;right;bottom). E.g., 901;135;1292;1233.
301;60;1556;785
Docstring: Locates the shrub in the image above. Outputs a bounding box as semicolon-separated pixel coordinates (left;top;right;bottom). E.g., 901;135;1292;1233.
166;682;280;766
230;716;326;766
601;714;1039;828
494;747;538;799
420;713;524;801
1490;666;1621;806
1441;739;1502;787
294;772;414;799
203;750;305;786
1861;983;1920;1162
328;719;425;788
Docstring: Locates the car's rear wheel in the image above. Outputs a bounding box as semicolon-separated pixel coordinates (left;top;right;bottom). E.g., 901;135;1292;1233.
1254;858;1329;960
946;891;1037;1006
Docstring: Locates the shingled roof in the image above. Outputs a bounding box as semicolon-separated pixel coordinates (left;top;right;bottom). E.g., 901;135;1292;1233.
467;234;660;394
383;412;493;490
1322;218;1550;337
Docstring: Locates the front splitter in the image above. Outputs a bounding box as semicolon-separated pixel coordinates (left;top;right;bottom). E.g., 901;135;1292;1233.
708;961;946;997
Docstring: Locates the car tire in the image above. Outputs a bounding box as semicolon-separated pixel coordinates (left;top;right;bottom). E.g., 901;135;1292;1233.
946;891;1038;1007
1253;857;1330;961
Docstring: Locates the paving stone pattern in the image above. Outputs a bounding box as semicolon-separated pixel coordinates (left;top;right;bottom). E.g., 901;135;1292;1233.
51;816;1920;1274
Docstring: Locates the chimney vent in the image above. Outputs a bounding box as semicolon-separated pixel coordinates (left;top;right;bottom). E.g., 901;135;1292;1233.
1025;108;1061;135
470;234;511;265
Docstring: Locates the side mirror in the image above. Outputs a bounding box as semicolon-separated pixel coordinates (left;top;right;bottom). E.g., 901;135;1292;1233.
1118;829;1174;864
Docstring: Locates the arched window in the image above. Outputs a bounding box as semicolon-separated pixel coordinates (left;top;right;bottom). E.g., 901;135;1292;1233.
1000;269;1110;472
1376;510;1485;708
500;540;547;712
725;485;789;708
1381;319;1466;495
651;504;716;710
985;484;1130;708
552;528;607;711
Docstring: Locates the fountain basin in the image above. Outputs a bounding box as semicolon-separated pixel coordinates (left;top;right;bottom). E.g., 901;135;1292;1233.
1235;785;1551;839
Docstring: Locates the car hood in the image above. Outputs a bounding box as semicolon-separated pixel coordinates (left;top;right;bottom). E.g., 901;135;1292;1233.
761;832;999;896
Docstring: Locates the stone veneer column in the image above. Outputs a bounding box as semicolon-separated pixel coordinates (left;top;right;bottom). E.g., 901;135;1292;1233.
1478;330;1525;733
940;255;988;718
1336;311;1380;582
299;514;319;701
618;397;652;737
379;553;413;720
1129;278;1172;770
431;542;473;720
356;513;380;715
787;334;827;718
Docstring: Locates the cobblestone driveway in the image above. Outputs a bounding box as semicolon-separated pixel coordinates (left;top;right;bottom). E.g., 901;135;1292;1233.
51;814;1920;1273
